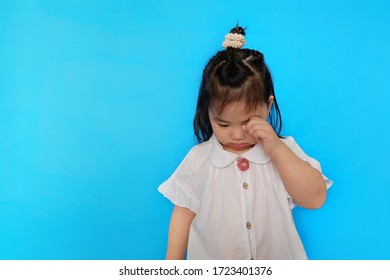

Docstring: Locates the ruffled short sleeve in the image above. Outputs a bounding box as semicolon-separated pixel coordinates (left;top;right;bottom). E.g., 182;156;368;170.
158;149;198;213
283;137;333;209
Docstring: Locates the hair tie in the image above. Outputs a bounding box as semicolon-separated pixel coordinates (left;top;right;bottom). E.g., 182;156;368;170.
222;33;246;49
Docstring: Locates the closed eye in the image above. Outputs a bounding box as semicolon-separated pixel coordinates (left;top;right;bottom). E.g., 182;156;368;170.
218;123;229;128
242;118;250;125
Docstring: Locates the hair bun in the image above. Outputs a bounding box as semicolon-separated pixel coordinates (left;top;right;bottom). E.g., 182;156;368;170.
230;26;246;36
222;25;246;49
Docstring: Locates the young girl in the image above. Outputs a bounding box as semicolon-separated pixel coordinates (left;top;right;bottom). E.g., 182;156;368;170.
158;26;332;260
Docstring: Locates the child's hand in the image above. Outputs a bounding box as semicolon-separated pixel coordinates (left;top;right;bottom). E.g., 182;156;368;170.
242;117;282;155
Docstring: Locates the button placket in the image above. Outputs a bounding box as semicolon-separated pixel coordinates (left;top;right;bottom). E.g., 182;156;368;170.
240;168;255;259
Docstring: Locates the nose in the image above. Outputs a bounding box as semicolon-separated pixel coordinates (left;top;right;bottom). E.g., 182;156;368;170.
231;127;245;140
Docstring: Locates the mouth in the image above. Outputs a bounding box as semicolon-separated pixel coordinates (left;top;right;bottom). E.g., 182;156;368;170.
230;143;249;150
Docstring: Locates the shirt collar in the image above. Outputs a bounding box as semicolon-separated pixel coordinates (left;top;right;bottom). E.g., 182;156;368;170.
210;134;271;168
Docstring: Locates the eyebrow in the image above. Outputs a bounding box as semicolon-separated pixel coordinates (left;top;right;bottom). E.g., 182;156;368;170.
213;116;228;123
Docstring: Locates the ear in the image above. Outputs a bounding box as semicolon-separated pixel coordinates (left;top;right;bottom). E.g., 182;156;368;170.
267;96;274;115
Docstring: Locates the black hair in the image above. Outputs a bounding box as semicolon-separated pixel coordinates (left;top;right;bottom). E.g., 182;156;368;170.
193;25;283;143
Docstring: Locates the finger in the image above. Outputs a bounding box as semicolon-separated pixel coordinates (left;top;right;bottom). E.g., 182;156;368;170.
251;127;270;140
247;116;267;127
246;120;270;134
249;126;278;144
246;122;270;136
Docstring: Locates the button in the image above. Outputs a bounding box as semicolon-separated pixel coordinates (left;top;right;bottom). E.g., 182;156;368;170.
243;182;249;189
246;222;252;229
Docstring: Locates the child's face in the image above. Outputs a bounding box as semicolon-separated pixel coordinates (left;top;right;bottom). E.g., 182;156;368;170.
209;100;271;154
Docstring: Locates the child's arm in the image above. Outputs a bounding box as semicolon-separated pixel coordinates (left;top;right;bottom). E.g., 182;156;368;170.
244;118;327;209
267;141;327;209
165;205;196;259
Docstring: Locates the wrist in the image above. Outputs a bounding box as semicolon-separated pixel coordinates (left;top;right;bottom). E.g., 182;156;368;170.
266;138;286;159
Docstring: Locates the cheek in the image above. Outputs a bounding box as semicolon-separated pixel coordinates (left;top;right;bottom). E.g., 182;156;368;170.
210;124;230;140
212;125;225;136
210;122;218;132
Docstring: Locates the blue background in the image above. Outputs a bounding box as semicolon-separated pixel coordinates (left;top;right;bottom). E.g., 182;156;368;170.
1;0;389;260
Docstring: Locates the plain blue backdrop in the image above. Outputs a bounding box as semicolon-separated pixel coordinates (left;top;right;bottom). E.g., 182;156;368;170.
1;0;389;259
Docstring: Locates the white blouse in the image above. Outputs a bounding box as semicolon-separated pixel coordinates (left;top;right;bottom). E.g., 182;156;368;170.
158;135;332;260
